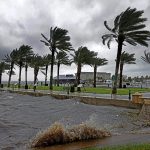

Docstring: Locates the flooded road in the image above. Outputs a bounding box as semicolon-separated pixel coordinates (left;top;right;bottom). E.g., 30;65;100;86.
0;91;149;150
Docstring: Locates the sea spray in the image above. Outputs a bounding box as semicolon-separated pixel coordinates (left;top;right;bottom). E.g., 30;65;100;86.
30;121;111;148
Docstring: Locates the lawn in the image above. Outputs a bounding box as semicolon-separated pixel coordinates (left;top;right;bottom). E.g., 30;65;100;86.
85;143;150;150
6;84;150;95
35;85;150;95
83;87;150;95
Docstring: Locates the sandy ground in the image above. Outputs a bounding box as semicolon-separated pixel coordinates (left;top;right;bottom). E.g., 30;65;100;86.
0;91;149;150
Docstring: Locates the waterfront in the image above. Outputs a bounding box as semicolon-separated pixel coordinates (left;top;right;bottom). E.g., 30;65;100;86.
0;91;149;149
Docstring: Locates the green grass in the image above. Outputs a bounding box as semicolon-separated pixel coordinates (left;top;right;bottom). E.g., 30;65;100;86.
85;143;150;150
83;87;150;95
34;86;150;95
6;84;150;95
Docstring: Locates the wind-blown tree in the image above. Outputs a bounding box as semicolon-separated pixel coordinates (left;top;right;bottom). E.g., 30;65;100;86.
29;55;43;84
141;50;150;64
72;46;97;88
16;45;33;88
102;7;150;94
0;62;10;87
119;52;136;88
4;49;18;87
56;51;71;86
91;57;108;88
41;27;72;90
41;54;52;86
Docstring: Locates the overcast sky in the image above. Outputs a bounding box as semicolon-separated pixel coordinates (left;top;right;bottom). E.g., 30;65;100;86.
0;0;150;81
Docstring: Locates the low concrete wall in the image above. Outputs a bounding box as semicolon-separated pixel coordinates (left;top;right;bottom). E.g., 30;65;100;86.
8;90;142;109
78;97;141;109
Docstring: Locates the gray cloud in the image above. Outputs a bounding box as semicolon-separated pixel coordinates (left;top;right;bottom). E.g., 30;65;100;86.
0;0;150;81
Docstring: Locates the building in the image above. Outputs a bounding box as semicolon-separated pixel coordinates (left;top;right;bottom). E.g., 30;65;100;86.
79;72;111;82
53;74;76;84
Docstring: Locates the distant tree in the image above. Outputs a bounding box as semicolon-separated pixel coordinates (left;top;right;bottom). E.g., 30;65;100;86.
16;45;33;88
91;57;108;88
72;46;97;89
141;50;150;64
4;49;18;87
0;62;10;86
40;54;52;86
41;27;72;90
56;51;71;86
29;55;43;84
127;76;132;82
102;7;150;94
119;52;136;88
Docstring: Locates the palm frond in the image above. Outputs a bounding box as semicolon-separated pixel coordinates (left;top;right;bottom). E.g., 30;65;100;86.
141;50;150;63
41;33;49;43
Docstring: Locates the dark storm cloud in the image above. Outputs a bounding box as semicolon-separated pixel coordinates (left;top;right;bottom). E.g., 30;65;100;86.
0;0;150;80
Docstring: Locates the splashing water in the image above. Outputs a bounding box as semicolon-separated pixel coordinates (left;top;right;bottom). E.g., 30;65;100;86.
30;121;111;148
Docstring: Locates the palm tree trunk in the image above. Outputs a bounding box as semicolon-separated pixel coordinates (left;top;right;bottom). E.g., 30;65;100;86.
76;63;81;92
25;64;28;88
119;63;124;88
57;63;60;86
34;68;39;84
0;73;2;86
18;62;22;88
45;65;48;86
93;65;97;88
8;62;14;88
50;48;55;90
112;35;124;94
76;63;81;85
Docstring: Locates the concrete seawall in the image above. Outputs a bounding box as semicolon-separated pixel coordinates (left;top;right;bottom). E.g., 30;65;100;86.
9;90;141;109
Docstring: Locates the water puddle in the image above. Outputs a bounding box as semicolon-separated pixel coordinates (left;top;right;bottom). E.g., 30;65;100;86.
31;134;150;150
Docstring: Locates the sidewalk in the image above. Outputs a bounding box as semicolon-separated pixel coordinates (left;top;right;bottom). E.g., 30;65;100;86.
3;87;150;101
4;87;130;100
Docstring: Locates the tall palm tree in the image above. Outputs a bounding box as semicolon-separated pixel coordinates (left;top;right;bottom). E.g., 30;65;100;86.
4;49;18;87
102;7;150;94
91;57;108;88
41;27;72;90
72;46;97;88
141;50;150;64
16;45;33;88
56;51;71;86
119;52;136;88
0;62;10;87
40;54;52;86
29;54;43;84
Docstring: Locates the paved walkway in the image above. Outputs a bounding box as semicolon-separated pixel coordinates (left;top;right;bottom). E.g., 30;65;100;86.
3;87;150;101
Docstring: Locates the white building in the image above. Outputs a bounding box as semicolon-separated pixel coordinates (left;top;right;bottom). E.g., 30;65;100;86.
79;72;111;82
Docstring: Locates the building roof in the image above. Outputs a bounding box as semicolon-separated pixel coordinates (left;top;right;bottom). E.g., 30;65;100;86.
54;74;76;80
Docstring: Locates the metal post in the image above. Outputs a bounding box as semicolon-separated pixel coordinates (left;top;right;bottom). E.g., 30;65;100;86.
129;90;131;100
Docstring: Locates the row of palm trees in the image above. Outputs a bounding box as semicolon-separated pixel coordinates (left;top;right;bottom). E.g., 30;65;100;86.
1;7;150;93
0;42;138;91
0;43;109;89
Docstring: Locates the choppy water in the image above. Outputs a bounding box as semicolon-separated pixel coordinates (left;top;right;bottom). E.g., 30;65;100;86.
0;91;149;150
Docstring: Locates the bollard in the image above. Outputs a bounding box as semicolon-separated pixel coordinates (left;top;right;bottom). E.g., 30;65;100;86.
128;90;131;100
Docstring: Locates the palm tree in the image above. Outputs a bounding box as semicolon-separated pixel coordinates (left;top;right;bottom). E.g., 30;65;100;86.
56;51;71;86
29;54;43;85
4;49;18;87
91;57;108;88
119;52;136;88
0;62;10;87
16;45;33;88
72;47;97;89
41;27;72;90
41;54;52;86
102;7;150;94
141;50;150;64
